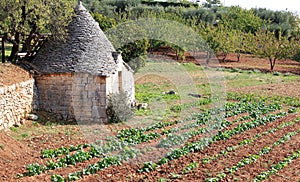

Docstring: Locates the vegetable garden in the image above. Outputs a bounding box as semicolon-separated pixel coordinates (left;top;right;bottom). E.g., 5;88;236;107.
14;65;299;181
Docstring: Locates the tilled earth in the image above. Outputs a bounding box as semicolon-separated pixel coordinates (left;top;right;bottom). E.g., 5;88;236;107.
0;53;299;181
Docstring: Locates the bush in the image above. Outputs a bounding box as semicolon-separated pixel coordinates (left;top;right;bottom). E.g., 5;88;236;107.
106;21;149;72
106;91;134;123
92;13;116;31
292;51;300;62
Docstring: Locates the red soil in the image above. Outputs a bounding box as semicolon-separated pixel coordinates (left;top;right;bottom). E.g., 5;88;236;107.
0;48;299;181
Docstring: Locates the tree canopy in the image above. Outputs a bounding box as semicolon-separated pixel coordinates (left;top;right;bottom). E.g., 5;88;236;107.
1;0;300;71
0;0;76;62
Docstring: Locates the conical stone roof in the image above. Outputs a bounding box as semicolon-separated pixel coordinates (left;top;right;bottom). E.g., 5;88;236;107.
32;2;118;76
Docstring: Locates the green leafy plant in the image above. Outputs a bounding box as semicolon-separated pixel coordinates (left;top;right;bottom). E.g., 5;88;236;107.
139;161;158;172
26;163;45;176
182;162;198;174
254;149;300;181
51;174;65;182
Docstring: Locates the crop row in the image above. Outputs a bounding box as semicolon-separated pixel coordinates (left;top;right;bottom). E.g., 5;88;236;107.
254;149;300;181
51;147;141;181
118;101;281;148
140;101;281;148
205;129;300;181
42;100;281;160
227;92;300;107
202;117;300;164
41;144;90;159
22;100;286;179
138;112;287;173
25;145;104;176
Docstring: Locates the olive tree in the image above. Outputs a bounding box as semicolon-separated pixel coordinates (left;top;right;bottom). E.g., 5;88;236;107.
0;0;75;62
221;6;263;33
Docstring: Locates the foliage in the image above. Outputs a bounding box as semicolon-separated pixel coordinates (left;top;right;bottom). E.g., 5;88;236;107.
203;0;222;8
138;111;287;173
232;31;256;60
206;130;299;181
26;163;45;176
182;162;198;174
254;29;299;70
51;174;65;182
220;6;263;33
202;118;300;165
92;12;116;31
139;161;158;172
106;91;134;123
82;0;300;65
142;0;198;8
0;0;76;62
213;26;235;61
41;144;89;158
116;128;160;144
253;8;299;37
106;21;149;72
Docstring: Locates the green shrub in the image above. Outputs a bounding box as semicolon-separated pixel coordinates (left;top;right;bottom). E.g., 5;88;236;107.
292;50;300;62
106;91;134;123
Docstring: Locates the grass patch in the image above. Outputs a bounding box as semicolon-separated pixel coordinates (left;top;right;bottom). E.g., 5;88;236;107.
0;43;12;61
8;121;81;141
10;126;18;132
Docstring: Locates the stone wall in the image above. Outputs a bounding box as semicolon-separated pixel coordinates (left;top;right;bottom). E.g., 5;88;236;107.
72;73;107;123
35;73;107;123
35;73;74;120
0;79;36;130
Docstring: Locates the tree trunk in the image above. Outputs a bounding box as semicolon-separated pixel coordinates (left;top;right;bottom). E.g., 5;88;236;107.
8;3;26;62
1;34;5;63
22;29;35;53
237;53;241;62
222;53;227;62
206;51;210;64
269;58;276;70
8;33;20;63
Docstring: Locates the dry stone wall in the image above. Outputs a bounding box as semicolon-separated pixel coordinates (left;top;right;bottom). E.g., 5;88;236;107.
35;73;107;123
0;79;36;130
72;73;107;123
35;73;74;120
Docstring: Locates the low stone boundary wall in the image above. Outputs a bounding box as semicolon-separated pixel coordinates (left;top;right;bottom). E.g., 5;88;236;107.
0;79;36;130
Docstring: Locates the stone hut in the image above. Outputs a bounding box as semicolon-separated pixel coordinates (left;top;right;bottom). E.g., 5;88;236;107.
31;2;135;123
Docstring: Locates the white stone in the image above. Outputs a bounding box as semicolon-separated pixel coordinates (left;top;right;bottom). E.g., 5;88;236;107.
26;114;38;121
